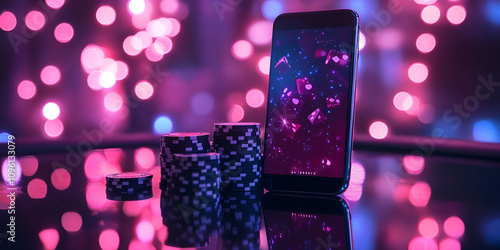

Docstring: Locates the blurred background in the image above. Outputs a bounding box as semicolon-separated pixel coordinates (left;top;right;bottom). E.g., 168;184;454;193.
1;0;500;145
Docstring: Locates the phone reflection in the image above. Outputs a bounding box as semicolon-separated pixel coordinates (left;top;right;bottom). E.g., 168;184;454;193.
262;193;353;250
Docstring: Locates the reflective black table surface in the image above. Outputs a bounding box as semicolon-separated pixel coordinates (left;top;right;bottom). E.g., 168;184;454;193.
1;145;500;250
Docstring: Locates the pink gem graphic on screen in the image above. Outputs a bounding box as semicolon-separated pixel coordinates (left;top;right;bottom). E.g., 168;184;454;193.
264;27;353;178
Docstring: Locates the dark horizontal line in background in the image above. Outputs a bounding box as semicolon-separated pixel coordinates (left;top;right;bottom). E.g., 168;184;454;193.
2;133;500;161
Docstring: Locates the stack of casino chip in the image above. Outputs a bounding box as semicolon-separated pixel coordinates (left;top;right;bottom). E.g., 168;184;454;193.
212;122;262;192
219;191;262;250
159;132;210;190
105;172;153;201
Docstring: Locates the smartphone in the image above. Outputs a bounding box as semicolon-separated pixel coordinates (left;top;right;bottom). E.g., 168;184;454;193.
262;10;359;195
262;192;353;250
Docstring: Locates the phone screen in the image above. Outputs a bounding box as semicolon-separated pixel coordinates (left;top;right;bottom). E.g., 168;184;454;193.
264;26;355;178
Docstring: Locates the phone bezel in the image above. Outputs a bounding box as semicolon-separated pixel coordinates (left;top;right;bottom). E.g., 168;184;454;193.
262;9;360;195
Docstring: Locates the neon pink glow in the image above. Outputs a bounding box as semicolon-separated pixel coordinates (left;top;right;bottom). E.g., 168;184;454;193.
61;211;82;232
403;155;425;175
409;181;431;207
51;168;71;190
369;121;388;139
115;61;129;80
439;238;461;250
418;104;436;124
166;18;181;37
343;184;363;202
447;5;466;25
246;89;265;108
2;158;21;185
136;31;153;49
350;162;366;185
99;72;116;88
39;229;60;250
46;0;65;9
134;148;156;169
84;152;106;181
393;91;412;111
99;229;120;250
258;56;270;75
123;200;149;217
104;92;123;112
0;11;17;31
17;80;37;100
28;178;47;199
444;216;465;238
41;65;61;85
87;71;103;90
20;156;38;177
44;119;64;137
375;28;403;50
81;45;105;72
136;220;155;243
135;81;154;100
409;237;438;250
99;58;118;75
408;63;428;83
86;182;108;211
232;40;254;60
54;23;74;43
416;33;436;53
405;96;420;116
228;104;245;122
247;20;273;45
419;218;439;238
123;36;142;56
145;45;164;62
421;6;440;24
25;11;46;31
43;102;60;120
153;36;173;55
96;6;116;26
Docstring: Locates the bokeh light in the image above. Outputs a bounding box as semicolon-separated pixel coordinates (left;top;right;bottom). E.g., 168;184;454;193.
369;121;389;139
408;63;429;83
359;32;366;51
99;72;116;88
115;61;129;80
99;229;120;250
393;91;413;111
39;229;60;250
20;156;38;177
403;155;425;175
414;0;437;5
405;95;420;116
232;40;254;60
343;183;363;202
61;211;82;233
439;238;461;250
86;182;108;211
123;36;142;56
350;162;366;185
136;220;155;243
46;0;65;9
28;178;48;199
444;216;465;238
416;33;436;53
84;152;106;181
81;45;105;72
54;23;74;43
147;19;172;38
96;6;116;26
419;218;439;238
135;81;154;100
473;120;498;143
258;56;271;75
246;89;265;108
0;133;9;143
485;0;500;25
41;65;61;85
421;5;440;24
87;71;102;90
409;236;438;250
447;5;466;25
129;0;146;15
25;10;46;31
44;119;64;137
153;36;173;54
1;158;21;185
99;58;118;75
51;168;71;190
191;92;215;115
262;0;284;20
228;104;245;122
103;92;123;112
134;148;156;169
43;102;61;120
166;18;181;37
0;11;17;31
247;20;273;45
409;181;432;207
145;45;164;62
17;80;37;99
153;116;173;134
